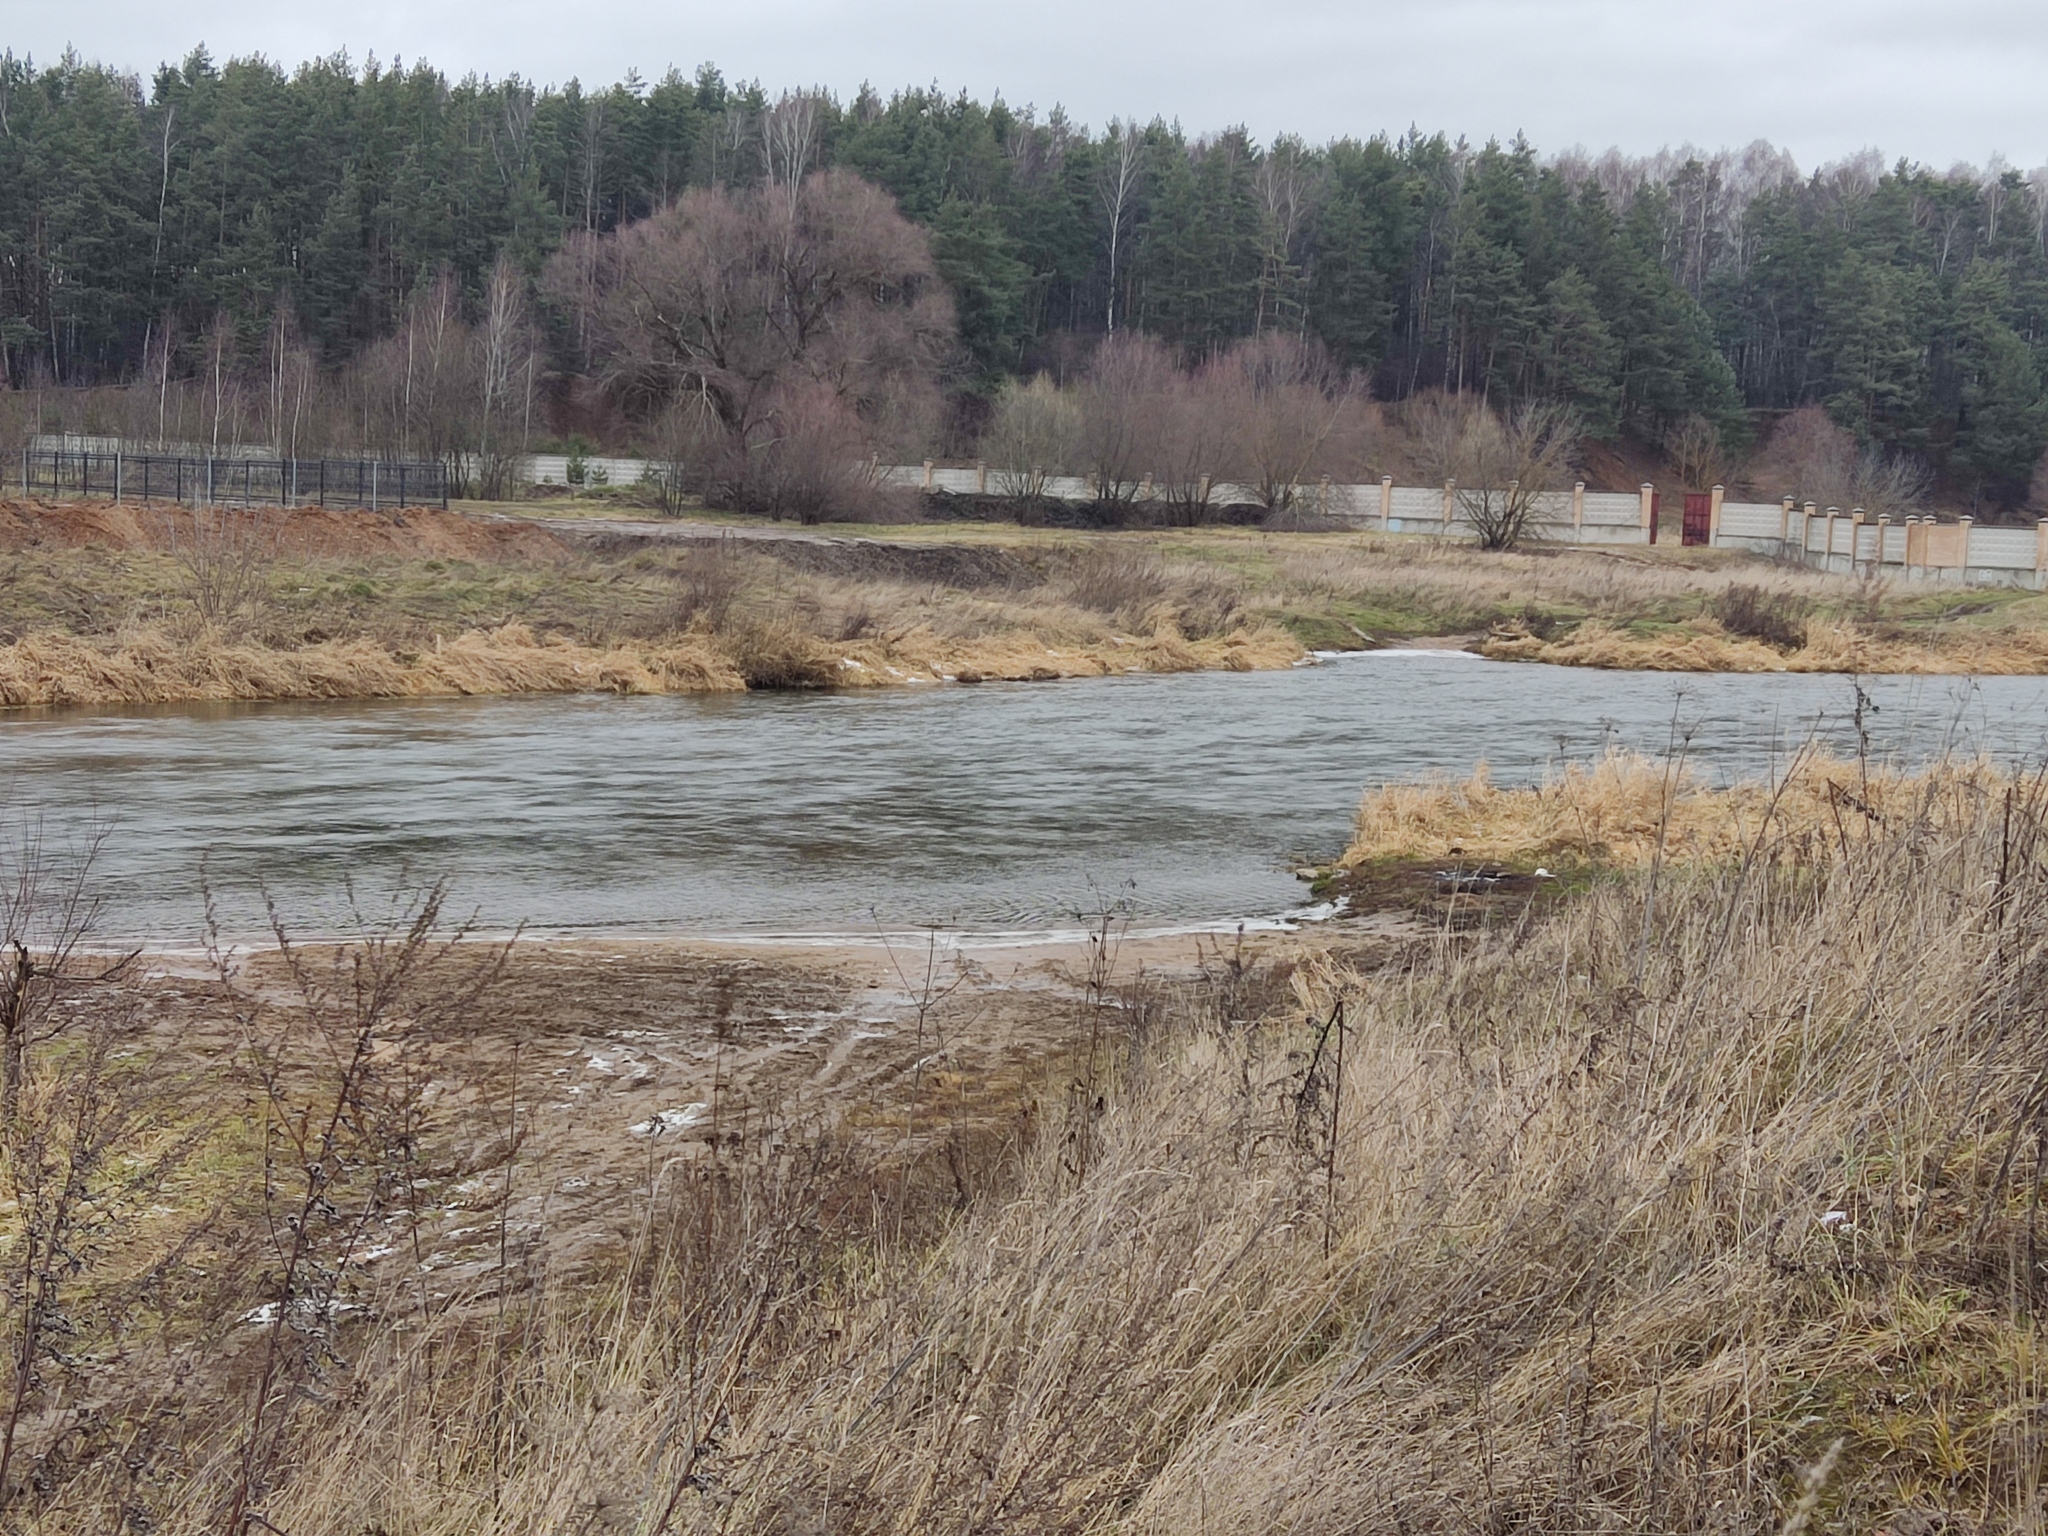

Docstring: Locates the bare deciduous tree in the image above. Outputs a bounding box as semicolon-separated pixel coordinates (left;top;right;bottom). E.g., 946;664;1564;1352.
1408;392;1580;549
1075;332;1171;506
1666;412;1735;492
1098;119;1146;337
202;311;240;451
473;255;538;499
1217;332;1355;515
547;169;953;520
1749;404;1930;516
762;91;824;213
1146;367;1233;525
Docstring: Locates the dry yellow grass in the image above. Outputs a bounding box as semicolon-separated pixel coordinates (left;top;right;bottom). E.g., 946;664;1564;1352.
257;765;2048;1532
1484;616;2048;674
0;622;744;705
1342;748;1957;867
16;762;2048;1531
0;616;1303;707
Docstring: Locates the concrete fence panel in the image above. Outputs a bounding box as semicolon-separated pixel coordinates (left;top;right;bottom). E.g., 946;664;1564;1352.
1966;526;2037;570
1718;502;1784;538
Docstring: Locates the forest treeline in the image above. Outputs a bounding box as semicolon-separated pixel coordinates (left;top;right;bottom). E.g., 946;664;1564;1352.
4;46;2048;505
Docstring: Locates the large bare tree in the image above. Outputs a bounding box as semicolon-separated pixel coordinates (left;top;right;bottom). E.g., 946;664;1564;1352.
548;169;953;517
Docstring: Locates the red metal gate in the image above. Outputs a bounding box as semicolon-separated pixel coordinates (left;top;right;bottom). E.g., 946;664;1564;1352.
1682;492;1712;546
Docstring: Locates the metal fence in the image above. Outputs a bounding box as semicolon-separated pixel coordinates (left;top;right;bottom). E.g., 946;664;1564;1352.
17;448;449;511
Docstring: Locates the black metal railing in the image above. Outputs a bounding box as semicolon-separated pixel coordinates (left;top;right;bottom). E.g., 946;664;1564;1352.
16;449;449;511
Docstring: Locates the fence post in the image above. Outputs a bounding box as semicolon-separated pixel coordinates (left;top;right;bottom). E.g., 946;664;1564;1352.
1959;516;1974;580
18;447;24;500
1379;475;1393;528
1803;503;1818;562
2037;519;2048;589
1443;479;1455;530
1318;475;1331;515
1639;484;1655;543
398;464;408;508
114;448;122;504
976;459;988;495
922;459;934;491
371;460;379;512
1779;496;1794;553
1572;480;1585;541
1708;484;1723;544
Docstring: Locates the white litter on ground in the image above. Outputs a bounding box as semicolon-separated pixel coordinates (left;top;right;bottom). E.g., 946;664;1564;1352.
628;1103;710;1137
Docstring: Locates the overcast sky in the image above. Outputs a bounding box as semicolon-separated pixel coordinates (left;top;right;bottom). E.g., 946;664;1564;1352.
6;0;2044;171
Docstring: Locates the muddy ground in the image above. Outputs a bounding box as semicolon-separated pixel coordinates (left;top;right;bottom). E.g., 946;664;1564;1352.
122;924;1419;1312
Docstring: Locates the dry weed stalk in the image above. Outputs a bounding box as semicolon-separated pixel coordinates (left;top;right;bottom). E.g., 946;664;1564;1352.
201;883;509;1532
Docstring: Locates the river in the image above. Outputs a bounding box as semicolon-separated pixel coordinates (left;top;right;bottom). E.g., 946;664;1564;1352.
3;653;2046;943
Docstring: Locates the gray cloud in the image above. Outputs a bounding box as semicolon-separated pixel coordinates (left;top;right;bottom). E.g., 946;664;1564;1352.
7;0;2044;168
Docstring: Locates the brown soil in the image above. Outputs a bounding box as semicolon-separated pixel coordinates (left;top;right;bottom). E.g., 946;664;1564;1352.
0;497;569;562
137;928;1351;1295
1318;857;1569;928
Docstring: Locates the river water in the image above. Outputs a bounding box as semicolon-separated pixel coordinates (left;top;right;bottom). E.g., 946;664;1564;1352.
3;653;2048;944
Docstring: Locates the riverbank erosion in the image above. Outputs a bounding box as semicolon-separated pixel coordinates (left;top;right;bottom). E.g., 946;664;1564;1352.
0;618;1297;706
0;499;1300;704
4;497;2048;704
10;760;2048;1529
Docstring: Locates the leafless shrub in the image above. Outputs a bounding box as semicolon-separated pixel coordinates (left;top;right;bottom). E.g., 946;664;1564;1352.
985;375;1081;498
156;506;277;624
0;823;191;1521
1847;444;1933;519
208;884;507;1533
658;538;744;632
1709;582;1812;649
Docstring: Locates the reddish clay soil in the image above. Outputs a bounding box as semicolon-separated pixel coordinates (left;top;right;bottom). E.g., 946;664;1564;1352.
0;498;570;562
